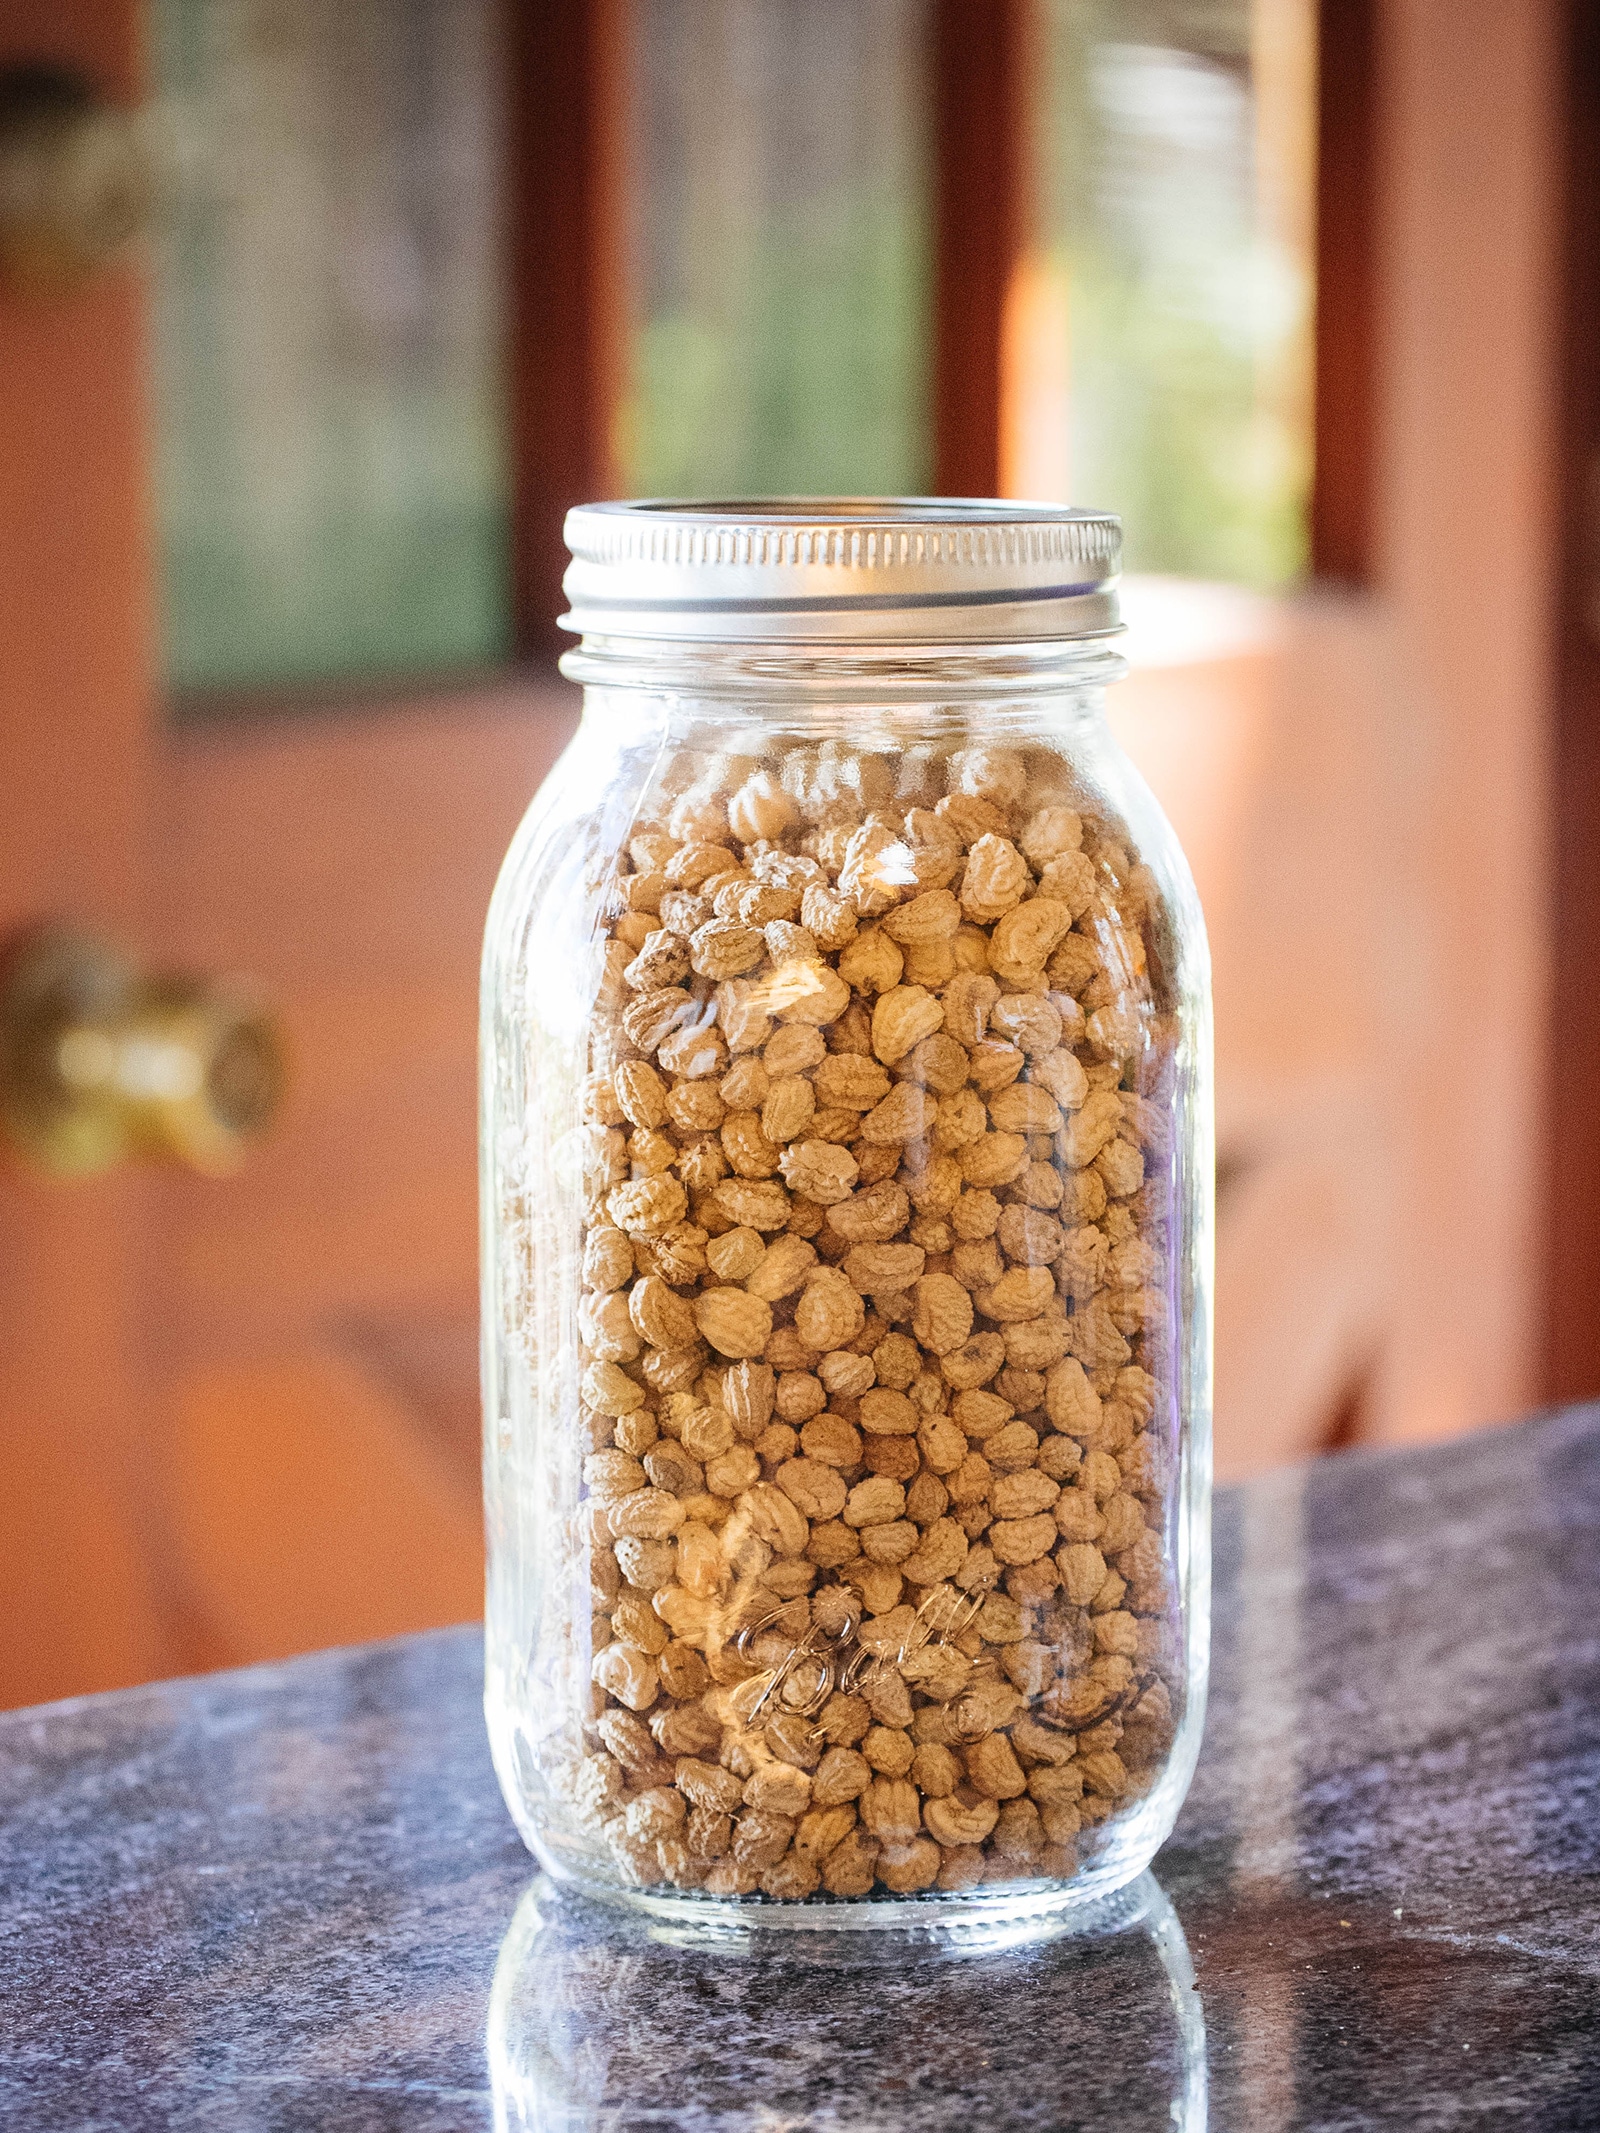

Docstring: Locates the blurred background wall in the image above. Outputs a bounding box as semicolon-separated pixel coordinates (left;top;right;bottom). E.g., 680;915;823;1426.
1;0;1590;1708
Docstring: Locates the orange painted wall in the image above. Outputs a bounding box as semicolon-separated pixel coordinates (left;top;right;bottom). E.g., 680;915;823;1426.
1367;0;1558;1445
0;0;169;1701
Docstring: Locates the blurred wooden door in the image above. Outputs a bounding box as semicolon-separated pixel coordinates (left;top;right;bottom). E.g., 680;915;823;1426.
145;687;576;1683
2;0;1569;1711
0;0;580;1707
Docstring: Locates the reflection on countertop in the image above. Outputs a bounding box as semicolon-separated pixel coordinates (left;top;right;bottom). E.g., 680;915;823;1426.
490;1871;1206;2130
3;1406;1600;2130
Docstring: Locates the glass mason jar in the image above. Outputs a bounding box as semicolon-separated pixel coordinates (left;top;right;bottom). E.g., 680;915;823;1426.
483;500;1212;1933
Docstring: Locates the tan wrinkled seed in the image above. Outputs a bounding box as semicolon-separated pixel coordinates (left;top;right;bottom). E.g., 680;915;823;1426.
779;1139;860;1205
693;1288;773;1359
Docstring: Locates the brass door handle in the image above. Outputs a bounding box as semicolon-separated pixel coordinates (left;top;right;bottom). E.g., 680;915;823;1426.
0;930;284;1178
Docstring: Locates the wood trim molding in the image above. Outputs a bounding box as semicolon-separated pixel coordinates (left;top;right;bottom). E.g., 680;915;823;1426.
0;0;167;1705
930;0;1031;499
1310;0;1378;584
1547;0;1600;1402
506;0;631;663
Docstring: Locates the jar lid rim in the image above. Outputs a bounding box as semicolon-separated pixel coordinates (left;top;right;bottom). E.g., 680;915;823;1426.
561;496;1121;643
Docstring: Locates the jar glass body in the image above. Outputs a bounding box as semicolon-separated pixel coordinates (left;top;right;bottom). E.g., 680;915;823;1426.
482;636;1212;1929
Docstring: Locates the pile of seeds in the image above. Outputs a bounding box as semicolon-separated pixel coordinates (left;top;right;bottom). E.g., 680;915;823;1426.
564;739;1185;1900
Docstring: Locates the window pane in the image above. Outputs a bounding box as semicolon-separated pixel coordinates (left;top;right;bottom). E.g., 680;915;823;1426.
150;0;511;703
624;0;931;499
1025;0;1314;585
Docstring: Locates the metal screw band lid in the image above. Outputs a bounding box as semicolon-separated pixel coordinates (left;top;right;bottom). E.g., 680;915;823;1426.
560;497;1121;643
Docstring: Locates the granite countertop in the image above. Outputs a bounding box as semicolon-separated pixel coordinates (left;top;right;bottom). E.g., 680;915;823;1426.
4;1409;1600;2131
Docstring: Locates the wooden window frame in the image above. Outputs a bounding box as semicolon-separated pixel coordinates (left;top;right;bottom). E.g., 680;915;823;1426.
930;0;1029;498
1310;0;1377;586
1548;0;1600;1403
507;0;1041;631
506;0;1037;639
506;0;630;666
156;3;1380;676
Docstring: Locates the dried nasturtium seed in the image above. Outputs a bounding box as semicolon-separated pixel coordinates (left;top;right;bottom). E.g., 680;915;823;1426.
566;736;1181;1903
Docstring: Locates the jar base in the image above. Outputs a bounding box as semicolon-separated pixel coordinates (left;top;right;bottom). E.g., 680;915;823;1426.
535;1856;1168;1958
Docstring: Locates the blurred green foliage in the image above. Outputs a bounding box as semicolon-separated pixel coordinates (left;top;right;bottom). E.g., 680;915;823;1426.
627;195;929;501
1042;1;1310;585
622;0;929;504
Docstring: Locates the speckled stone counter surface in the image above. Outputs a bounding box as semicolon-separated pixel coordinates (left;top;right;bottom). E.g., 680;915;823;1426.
4;1409;1600;2131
